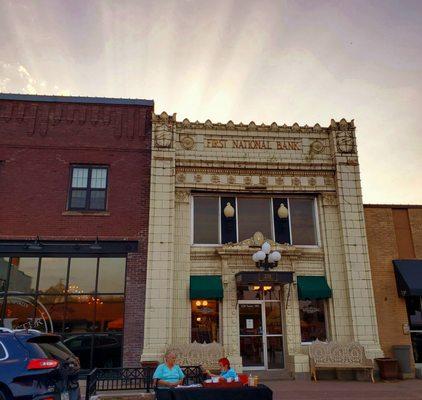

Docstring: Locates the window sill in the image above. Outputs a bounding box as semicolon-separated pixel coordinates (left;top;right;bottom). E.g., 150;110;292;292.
62;211;110;217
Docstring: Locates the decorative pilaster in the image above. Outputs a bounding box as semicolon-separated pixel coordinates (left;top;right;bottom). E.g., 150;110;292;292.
172;189;192;344
141;113;177;361
329;119;383;358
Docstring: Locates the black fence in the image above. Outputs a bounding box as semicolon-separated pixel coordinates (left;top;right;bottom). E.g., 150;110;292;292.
85;366;203;400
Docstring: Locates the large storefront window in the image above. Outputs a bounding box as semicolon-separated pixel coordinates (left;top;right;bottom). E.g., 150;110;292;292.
406;296;422;363
191;300;219;343
193;195;318;246
299;299;327;343
0;256;126;370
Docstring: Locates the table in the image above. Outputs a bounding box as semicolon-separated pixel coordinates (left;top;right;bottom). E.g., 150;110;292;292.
155;384;273;400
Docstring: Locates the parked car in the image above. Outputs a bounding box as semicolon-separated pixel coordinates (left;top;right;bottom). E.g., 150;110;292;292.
64;333;122;369
0;328;80;400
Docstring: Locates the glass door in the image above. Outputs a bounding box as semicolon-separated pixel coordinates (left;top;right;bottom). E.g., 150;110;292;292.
239;303;265;369
239;300;284;370
407;296;422;365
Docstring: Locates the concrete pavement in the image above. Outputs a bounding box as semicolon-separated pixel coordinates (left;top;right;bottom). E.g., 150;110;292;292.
265;380;422;400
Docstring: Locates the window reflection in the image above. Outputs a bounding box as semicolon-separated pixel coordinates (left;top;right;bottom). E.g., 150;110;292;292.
290;198;317;246
95;295;124;332
63;334;93;370
193;197;219;244
8;258;38;293
299;299;327;342
191;300;219;343
237;198;272;241
38;258;68;294
4;295;37;330
97;258;126;293
37;295;66;332
68;258;97;294
0;255;127;371
0;258;9;293
65;295;95;333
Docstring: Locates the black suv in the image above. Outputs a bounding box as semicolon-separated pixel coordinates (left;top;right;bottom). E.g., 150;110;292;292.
0;328;80;400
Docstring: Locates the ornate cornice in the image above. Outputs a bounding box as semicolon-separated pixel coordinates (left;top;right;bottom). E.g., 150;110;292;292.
152;112;357;135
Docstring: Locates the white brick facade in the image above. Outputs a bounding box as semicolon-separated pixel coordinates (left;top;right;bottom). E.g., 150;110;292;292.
141;114;383;377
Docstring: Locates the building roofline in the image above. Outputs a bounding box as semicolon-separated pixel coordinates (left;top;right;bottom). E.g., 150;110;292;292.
364;203;422;209
0;93;154;107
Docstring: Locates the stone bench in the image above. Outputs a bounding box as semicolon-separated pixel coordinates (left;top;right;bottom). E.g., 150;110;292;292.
309;340;374;382
166;341;225;373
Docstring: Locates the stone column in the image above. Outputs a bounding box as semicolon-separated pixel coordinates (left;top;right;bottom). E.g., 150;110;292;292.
141;113;176;361
329;119;383;358
171;189;192;344
320;193;354;342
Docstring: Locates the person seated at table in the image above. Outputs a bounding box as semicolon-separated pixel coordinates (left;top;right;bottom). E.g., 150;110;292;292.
153;351;185;387
206;357;238;381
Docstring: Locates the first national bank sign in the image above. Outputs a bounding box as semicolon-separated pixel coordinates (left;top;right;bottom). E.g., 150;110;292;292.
205;137;302;151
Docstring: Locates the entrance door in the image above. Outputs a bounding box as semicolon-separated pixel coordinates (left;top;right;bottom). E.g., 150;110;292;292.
239;301;284;370
406;296;422;366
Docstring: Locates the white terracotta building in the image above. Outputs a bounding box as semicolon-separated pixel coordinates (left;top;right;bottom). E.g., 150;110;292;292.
141;113;383;378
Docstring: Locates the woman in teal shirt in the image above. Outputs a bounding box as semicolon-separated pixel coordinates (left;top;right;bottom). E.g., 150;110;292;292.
207;357;238;381
153;351;185;387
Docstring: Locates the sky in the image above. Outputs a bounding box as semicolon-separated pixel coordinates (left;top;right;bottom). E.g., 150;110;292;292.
0;0;421;204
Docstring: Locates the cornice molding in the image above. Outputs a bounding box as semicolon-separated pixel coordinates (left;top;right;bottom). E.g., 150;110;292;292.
153;112;353;134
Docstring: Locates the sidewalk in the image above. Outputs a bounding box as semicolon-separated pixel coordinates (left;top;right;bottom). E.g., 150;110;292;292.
265;380;422;400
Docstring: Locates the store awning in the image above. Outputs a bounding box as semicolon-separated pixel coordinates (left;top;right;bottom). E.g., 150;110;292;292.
297;276;332;300
190;276;223;300
393;260;422;297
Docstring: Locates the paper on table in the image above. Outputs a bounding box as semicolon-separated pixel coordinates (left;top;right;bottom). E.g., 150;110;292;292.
175;384;202;388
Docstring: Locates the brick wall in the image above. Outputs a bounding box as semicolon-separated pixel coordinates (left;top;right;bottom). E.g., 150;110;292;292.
0;97;153;366
364;206;416;358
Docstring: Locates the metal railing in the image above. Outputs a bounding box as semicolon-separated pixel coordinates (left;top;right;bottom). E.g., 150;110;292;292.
85;365;203;400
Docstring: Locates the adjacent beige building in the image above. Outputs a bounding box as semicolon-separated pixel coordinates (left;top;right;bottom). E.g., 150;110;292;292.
141;113;383;378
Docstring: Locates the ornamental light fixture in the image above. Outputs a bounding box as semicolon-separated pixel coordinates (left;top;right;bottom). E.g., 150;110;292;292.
252;241;281;271
28;236;43;251
89;236;102;251
223;202;235;218
277;203;288;219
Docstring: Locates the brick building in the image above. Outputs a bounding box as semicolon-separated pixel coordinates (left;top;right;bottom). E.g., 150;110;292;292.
141;113;383;378
0;93;153;370
365;204;422;374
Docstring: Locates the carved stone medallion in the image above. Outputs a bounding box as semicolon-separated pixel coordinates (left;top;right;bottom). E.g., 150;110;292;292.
180;135;195;150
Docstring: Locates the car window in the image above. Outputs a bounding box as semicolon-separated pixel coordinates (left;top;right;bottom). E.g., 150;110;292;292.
0;341;7;360
96;336;117;346
37;342;75;361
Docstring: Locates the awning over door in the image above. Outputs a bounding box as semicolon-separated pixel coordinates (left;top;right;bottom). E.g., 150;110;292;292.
190;275;223;300
393;260;422;297
297;276;332;300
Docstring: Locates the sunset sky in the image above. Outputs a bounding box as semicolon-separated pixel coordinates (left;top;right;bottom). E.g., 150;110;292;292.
1;0;421;204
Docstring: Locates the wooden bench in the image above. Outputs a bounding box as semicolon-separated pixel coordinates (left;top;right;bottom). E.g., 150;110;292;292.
165;341;225;373
309;340;375;382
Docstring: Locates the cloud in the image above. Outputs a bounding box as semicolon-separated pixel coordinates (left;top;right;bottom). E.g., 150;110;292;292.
0;62;71;96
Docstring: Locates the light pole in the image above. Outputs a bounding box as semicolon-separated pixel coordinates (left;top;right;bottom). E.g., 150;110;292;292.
252;242;281;271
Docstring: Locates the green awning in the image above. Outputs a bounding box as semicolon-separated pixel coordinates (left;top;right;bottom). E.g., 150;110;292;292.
190;275;223;300
297;276;332;300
